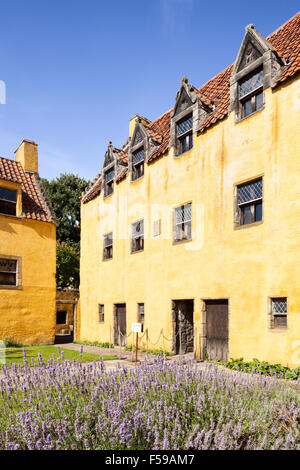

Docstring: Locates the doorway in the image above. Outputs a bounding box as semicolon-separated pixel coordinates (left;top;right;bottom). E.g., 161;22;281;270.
172;300;194;355
205;299;229;361
114;304;127;346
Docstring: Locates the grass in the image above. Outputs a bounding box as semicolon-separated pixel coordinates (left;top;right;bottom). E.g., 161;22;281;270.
0;345;116;368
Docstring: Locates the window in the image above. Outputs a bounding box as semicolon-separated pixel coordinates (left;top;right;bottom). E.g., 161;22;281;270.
239;69;263;118
174;203;192;242
0;258;18;286
271;298;287;329
56;311;67;325
103;232;113;260
98;304;104;323
132;148;145;181
131;220;144;253
104;168;114;197
138;303;144;325
177;115;193;154
237;178;262;226
0;187;17;216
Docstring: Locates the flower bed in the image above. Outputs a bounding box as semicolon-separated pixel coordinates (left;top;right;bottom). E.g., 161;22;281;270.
0;356;299;450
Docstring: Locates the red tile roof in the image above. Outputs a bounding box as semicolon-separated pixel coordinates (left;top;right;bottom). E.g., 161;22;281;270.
82;12;300;203
0;156;56;223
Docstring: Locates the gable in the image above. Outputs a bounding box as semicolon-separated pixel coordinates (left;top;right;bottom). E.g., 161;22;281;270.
174;87;193;116
237;40;263;72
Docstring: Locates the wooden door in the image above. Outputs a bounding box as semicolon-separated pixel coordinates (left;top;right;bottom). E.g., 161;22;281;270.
115;304;126;346
205;300;229;361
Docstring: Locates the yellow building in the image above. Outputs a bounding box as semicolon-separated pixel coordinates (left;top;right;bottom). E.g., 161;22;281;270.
80;13;300;367
0;139;56;345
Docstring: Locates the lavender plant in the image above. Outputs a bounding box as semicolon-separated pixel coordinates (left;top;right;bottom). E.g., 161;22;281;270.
0;356;299;450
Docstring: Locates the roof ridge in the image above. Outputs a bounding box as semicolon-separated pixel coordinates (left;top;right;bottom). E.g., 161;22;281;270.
267;10;300;38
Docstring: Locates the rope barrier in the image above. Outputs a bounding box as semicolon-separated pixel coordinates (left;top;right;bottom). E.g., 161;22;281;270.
109;325;201;357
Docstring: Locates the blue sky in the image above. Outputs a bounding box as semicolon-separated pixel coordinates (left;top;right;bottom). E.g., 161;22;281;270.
0;1;298;182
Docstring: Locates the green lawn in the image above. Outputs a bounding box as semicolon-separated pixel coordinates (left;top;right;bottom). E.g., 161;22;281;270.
0;345;116;368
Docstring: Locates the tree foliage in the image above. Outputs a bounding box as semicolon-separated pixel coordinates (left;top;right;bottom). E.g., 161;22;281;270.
42;173;88;243
56;240;80;288
42;174;89;288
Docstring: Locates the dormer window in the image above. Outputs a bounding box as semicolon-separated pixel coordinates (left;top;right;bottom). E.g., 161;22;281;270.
132;148;145;181
230;24;284;122
104;168;114;197
239;68;263;118
177;114;193;154
0;187;17;216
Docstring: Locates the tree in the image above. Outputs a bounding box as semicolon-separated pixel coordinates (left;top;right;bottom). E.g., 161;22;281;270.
42;174;88;243
42;174;89;288
56;240;80;288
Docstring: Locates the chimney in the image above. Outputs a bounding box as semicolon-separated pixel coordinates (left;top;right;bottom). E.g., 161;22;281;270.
129;114;150;137
14;139;38;173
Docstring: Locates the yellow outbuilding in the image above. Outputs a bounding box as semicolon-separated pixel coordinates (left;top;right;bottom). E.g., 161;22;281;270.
0;139;56;345
80;13;300;367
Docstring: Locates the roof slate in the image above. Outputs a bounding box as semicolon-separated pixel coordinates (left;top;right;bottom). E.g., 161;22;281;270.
82;12;300;204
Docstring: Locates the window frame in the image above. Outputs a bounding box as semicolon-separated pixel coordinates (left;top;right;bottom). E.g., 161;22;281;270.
104;167;115;198
98;304;104;323
234;177;263;228
0;255;22;290
56;310;67;325
103;232;113;261
269;297;288;330
238;68;264;119
138;303;145;325
0;187;18;217
131;147;145;182
176;114;193;156
131;219;144;254
173;202;192;244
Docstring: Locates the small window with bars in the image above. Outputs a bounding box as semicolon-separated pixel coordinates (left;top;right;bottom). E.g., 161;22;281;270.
104;168;114;197
138;303;145;325
132;148;145;181
0;188;17;216
0;258;18;286
239;69;263;118
98;304;104;323
236;178;262;226
173;203;192;242
271;298;287;329
176;115;193;154
131;220;144;253
103;232;113;260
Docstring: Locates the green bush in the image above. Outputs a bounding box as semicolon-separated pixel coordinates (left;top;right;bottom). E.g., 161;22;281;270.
124;345;173;356
219;357;300;381
2;337;25;348
73;340;114;349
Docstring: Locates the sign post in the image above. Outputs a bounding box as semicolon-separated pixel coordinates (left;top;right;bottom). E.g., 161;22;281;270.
131;323;143;365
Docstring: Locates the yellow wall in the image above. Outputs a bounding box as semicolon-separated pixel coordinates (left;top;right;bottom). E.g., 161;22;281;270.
80;77;300;367
0;214;56;345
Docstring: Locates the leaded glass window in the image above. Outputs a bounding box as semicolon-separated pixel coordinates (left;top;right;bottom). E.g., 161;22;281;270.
0;187;17;216
239;69;264;118
131;220;144;253
176;115;193;154
104;168;114;197
0;258;17;286
132;148;145;181
237;178;262;226
174;203;192;242
138;303;145;324
271;298;287;329
103;232;113;260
